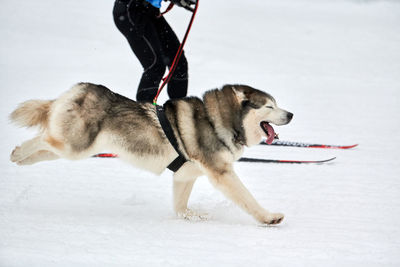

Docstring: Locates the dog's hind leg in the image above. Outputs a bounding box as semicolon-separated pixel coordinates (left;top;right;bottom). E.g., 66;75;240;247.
205;165;284;225
11;136;46;163
173;162;205;220
16;150;60;165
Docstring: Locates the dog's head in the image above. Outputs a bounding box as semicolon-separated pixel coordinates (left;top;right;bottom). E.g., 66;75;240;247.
232;85;293;146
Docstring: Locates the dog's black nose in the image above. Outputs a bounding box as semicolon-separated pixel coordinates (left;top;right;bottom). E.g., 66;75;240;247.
287;112;293;121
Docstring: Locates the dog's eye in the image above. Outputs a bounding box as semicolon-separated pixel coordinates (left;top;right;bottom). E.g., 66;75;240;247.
266;106;273;109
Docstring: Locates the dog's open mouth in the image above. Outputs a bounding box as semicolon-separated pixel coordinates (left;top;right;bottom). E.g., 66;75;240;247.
260;121;275;144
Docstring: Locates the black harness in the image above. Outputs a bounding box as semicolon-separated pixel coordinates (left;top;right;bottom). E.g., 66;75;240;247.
156;105;187;172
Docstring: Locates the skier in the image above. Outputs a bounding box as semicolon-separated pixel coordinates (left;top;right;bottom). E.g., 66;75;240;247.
113;0;196;102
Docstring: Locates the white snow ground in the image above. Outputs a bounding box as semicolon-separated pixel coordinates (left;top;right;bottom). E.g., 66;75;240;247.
1;0;400;266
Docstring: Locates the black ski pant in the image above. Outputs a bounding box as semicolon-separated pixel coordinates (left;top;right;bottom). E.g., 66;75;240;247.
113;0;188;102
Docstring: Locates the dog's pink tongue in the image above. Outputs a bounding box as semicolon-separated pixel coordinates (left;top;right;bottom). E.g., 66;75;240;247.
262;122;275;144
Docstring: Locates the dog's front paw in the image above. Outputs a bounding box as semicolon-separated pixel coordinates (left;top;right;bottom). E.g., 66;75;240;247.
177;209;209;221
260;212;284;225
10;146;23;162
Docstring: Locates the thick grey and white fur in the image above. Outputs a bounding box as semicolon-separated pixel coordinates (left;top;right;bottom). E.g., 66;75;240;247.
10;83;293;225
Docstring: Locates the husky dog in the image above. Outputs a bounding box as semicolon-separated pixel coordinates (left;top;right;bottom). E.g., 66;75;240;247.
10;83;293;225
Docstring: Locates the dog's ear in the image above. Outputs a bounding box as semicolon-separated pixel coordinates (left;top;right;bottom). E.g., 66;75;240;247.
232;85;265;109
231;86;247;103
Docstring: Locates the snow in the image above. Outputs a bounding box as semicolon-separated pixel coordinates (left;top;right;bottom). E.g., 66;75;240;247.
1;0;400;266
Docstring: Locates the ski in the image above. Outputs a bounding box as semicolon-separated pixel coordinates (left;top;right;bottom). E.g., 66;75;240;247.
260;139;358;149
93;153;118;158
238;156;336;164
93;153;336;164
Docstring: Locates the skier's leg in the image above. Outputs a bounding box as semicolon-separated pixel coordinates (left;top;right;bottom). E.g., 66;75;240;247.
113;1;166;102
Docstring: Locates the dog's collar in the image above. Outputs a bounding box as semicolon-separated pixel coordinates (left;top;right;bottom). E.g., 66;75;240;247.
156;105;187;172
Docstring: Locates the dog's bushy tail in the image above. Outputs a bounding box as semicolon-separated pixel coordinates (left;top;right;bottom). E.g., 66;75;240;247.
10;100;54;129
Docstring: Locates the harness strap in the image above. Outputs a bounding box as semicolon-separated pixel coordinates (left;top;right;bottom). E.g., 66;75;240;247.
156;105;187;172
